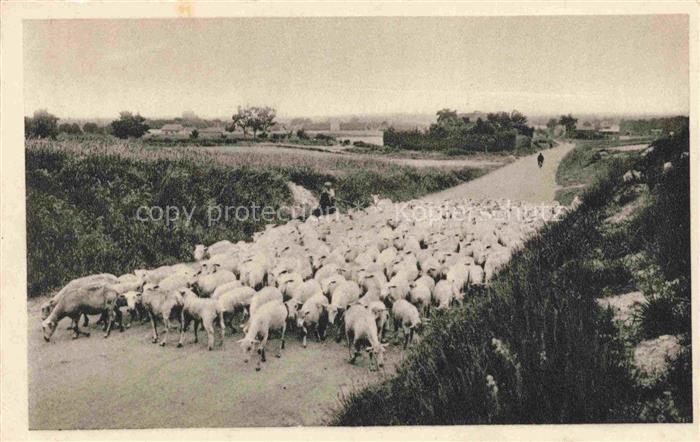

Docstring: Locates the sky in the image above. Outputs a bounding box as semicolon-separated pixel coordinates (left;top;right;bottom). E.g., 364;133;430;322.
23;15;689;119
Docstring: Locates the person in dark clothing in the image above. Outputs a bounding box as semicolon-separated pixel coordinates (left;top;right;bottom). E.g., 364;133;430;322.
313;182;337;217
537;152;544;168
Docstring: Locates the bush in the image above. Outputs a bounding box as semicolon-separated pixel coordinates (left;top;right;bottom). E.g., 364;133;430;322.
111;112;149;139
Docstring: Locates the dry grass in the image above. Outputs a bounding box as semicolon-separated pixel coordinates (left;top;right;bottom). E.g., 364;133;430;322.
28;139;437;177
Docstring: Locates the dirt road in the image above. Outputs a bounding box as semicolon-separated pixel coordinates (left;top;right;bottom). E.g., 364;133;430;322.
423;143;575;203
28;297;402;429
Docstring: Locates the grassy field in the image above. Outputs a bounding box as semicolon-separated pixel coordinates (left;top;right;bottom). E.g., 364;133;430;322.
554;138;654;204
332;130;690;424
25;138;486;297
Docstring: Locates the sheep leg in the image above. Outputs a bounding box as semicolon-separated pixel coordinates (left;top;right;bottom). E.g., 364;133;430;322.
82;314;90;328
177;311;187;348
117;309;125;332
204;318;215;351
104;309;114;338
219;310;226;340
160;318;170;346
260;333;269;363
277;323;286;357
347;332;355;362
301;325;308;348
149;312;159;343
403;325;410;350
193;318;200;344
72;315;91;338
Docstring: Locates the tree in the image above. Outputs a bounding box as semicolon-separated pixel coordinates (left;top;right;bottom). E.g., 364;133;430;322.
252;106;276;137
58;123;82;135
231;106;253;138
546;118;558;131
111;112;149;139
559;114;578;135
82;122;102;134
190;129;199;139
25;110;59;139
435;108;463;133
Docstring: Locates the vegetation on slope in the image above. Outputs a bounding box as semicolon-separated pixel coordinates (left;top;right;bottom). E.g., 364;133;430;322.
554;139;652;205
25;140;483;296
332;129;690;424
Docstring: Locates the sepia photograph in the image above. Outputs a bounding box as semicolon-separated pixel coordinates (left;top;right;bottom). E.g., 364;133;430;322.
0;2;697;440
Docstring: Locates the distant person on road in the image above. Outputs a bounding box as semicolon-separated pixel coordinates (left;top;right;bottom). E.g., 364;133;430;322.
313;181;337;217
537;152;544;168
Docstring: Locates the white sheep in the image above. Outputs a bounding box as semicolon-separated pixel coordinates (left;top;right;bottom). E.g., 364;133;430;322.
216;286;256;334
367;301;389;342
408;281;432;315
468;264;485;286
192;269;237;297
249;286;284;317
211;280;243;300
177;288;219;350
433;280;453;310
344;306;386;371
296;294;329;347
238;300;289;371
327;280;362;325
380;274;410;303
391;299;422;349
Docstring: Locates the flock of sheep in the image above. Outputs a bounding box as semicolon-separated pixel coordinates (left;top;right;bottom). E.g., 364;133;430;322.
40;196;566;371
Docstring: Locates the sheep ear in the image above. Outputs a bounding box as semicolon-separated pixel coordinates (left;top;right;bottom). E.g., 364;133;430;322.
236;338;246;343
153;285;159;290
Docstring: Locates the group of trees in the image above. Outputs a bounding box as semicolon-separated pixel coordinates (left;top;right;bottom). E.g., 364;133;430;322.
25;111;113;139
426;109;533;139
384;109;534;153
228;106;277;139
110;112;149;139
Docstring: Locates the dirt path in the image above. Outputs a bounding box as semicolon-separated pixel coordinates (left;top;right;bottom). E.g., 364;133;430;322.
27;298;402;429
423;143;575;203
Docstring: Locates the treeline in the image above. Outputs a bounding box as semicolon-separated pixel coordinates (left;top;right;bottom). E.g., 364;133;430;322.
383;109;534;153
25;110;150;139
619;116;688;136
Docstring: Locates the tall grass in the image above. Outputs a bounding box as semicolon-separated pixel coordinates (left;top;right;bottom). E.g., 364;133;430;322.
25;139;483;296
